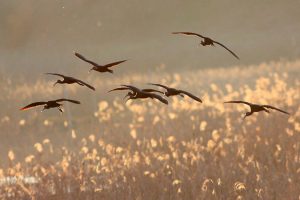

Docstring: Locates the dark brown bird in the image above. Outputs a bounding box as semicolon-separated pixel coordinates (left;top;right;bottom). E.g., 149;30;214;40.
149;83;202;103
172;32;239;59
46;73;95;91
20;99;81;113
74;52;127;73
224;101;290;119
109;85;168;105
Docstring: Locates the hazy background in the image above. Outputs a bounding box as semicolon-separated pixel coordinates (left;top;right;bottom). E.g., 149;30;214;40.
1;0;300;79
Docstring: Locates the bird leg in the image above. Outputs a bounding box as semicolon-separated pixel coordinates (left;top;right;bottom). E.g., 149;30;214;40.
264;109;270;114
58;107;64;113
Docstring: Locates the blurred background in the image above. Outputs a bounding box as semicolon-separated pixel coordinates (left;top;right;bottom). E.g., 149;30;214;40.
1;0;300;78
0;1;300;198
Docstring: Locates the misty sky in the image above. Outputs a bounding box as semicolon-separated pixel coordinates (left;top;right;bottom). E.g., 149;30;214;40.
0;0;299;77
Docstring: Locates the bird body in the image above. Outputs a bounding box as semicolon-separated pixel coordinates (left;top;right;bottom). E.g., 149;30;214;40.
74;52;127;74
20;99;81;113
46;73;95;91
149;83;202;103
224;101;289;119
172;32;239;59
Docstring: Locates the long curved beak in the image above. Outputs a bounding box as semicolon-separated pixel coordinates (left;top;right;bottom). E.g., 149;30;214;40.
53;81;58;86
123;93;130;101
242;114;247;121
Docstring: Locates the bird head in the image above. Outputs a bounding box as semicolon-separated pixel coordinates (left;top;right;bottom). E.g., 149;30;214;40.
164;91;171;97
89;67;96;73
200;40;205;46
243;112;252;120
53;80;63;86
124;92;136;103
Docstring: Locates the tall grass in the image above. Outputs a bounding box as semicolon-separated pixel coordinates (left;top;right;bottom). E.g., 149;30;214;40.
0;60;299;199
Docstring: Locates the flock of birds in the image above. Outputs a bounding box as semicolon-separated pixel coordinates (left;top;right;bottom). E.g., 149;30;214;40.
20;32;290;119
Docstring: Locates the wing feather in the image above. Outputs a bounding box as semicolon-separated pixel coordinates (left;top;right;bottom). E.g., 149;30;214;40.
148;83;170;90
45;73;65;78
55;99;81;104
120;85;141;93
104;60;127;68
108;87;131;93
76;79;95;91
178;90;202;103
20;102;47;110
262;105;290;115
224;101;251;106
150;93;168;105
142;89;164;94
213;41;240;60
74;52;100;67
172;32;205;39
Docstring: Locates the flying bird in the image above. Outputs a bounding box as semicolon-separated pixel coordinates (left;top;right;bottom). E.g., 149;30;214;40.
149;83;202;103
20;99;81;113
74;52;127;73
109;85;168;105
172;32;239;59
46;73;95;91
224;101;290;119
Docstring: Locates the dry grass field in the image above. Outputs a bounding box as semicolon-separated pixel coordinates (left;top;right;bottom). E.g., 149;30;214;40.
0;60;299;199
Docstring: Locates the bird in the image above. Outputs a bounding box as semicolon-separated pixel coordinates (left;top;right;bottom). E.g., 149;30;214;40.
172;32;239;59
109;86;164;95
108;85;168;105
45;73;95;91
224;101;290;119
20;99;81;113
148;83;202;103
74;52;127;73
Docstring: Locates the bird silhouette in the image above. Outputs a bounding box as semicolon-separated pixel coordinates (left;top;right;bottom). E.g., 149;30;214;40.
109;85;168;105
46;73;95;91
149;83;202;103
172;32;239;59
74;52;127;73
20;99;81;113
224;100;290;119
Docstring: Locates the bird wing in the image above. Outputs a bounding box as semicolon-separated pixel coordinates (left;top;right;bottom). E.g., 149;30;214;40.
224;101;252;106
104;60;127;68
213;41;240;60
178;90;202;103
150;93;168;105
55;99;81;104
75;79;95;91
74;52;100;67
172;32;205;39
120;85;141;93
20;102;47;110
148;83;170;90
142;89;164;95
262;105;290;115
108;87;131;93
45;73;65;78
